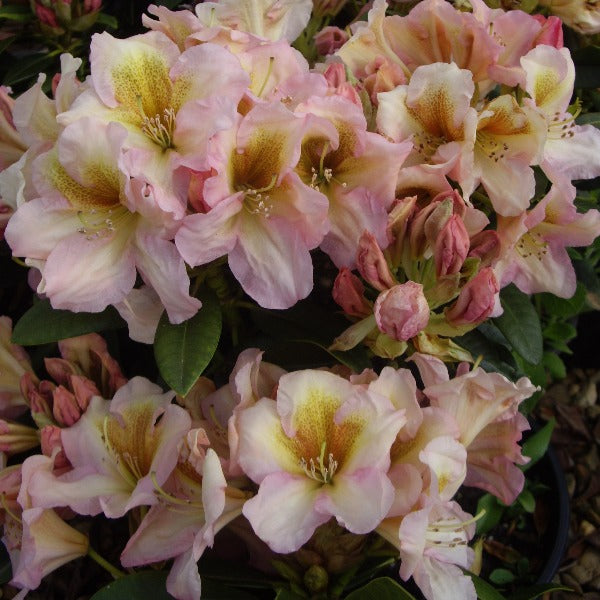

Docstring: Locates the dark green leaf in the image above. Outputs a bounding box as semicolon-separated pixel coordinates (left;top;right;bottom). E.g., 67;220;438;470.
95;12;118;29
520;419;555;472
344;577;417;600
201;579;262;599
0;35;15;56
542;352;566;380
493;285;543;364
90;571;173;600
576;66;600;88
154;287;222;396
517;489;536;513
513;354;547;389
476;494;505;535
275;590;306;600
0;5;33;21
466;572;506;600
542;322;577;342
199;556;282;589
3;52;57;87
507;583;573;600
12;300;125;345
490;569;515;585
576;112;600;128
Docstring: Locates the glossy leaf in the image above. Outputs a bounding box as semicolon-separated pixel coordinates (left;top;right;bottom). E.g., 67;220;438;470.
493;285;543;364
154;287;222;396
542;352;566;380
344;577;417;600
468;572;507;600
520;419;556;472
475;494;505;535
12;300;125;345
490;568;515;585
90;571;173;600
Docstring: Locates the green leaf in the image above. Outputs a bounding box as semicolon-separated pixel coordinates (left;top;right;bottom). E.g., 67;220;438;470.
344;577;417;600
507;583;573;600
542;352;567;380
0;5;33;21
3;52;57;87
475;494;505;535
154;287;222;396
275;590;306;600
490;569;515;585
520;419;555;472
576;112;600;128
95;12;118;29
517;489;536;513
542;322;577;343
201;579;262;599
493;285;543;364
468;572;507;600
12;300;125;345
90;571;173;600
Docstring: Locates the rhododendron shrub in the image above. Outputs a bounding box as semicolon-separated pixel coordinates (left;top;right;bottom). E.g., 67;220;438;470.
0;0;599;598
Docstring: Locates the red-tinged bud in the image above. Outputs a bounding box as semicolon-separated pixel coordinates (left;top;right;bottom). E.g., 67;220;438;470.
533;14;563;49
52;386;81;427
468;230;501;267
445;267;499;326
374;281;430;341
40;426;70;471
83;0;101;12
315;26;348;56
356;231;396;291
333;268;371;317
388;196;417;265
434;214;469;277
0;419;39;454
34;3;59;27
364;57;407;105
69;375;98;413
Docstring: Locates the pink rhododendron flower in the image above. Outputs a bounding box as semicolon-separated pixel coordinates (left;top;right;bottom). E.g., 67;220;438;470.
176;101;330;309
26;377;191;518
377;62;477;193
0;316;37;420
237;369;406;552
374;282;430;342
521;45;600;187
495;183;600;298
0;86;26;171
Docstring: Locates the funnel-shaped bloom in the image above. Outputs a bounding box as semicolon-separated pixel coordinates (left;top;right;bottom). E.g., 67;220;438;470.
26;377;191;518
238;369;406;552
176;102;330;308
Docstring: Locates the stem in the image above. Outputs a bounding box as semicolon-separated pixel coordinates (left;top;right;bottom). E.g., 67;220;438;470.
88;547;126;579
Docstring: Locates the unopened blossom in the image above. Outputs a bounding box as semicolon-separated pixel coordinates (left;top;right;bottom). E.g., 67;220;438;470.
363;57;407;105
521;45;600;187
495;183;600;298
0;420;39;455
238;369;406;553
0;316;37;420
374;282;430;342
0;86;26;171
445;267;499;327
176;101;330;309
537;0;600;34
356;230;396;292
377;62;477;193
434;215;469;277
25;377;191;518
314;26;348;56
195;0;312;42
333;268;372;318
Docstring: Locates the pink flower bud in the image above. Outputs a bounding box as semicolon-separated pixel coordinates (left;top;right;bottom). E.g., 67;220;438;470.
468;230;501;267
40;425;70;471
322;63;362;107
364;57;407;105
434;214;469;277
314;26;348;56
388;196;417;265
0;419;39;454
52;386;82;427
445;267;499;326
374;281;430;341
69;375;98;412
35;3;59;27
356;231;396;291
533;15;564;49
333;268;371;317
83;0;101;13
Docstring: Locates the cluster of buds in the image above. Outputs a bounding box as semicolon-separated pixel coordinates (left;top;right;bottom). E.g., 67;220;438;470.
332;190;500;360
30;0;102;35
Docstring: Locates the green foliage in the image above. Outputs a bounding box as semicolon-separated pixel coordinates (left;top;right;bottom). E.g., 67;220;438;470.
520;419;556;471
154;287;222;396
12;299;125;345
90;571;174;600
344;577;417;599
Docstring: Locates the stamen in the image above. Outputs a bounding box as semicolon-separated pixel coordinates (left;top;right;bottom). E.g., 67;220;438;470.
476;132;508;163
150;471;203;507
0;493;21;524
516;231;548;261
141;107;176;150
299;441;338;484
412;130;446;162
241;174;277;218
257;57;275;98
77;206;129;240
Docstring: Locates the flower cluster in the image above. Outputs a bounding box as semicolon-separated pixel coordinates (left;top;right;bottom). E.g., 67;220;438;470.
0;323;536;600
0;0;599;598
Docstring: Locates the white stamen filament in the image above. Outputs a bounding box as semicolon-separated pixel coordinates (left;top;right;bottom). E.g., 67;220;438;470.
300;441;338;484
141;107;176;150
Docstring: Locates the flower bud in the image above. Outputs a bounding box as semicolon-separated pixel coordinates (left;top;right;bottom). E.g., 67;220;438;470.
364;57;407;105
445;267;499;326
0;420;39;455
387;196;417;266
468;230;501;267
434;214;469;277
532;15;564;49
374;282;430;341
356;231;395;292
52;386;82;427
40;426;70;471
333;268;371;317
315;26;348;56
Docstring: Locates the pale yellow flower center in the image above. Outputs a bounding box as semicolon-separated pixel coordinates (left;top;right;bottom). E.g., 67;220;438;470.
516;231;548;261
